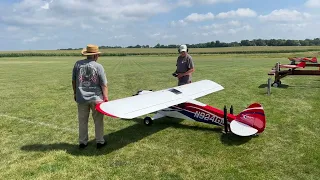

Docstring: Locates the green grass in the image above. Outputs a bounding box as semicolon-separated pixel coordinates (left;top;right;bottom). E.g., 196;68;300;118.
0;54;319;179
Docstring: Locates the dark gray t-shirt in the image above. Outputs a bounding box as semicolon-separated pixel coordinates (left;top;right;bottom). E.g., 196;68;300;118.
72;59;107;103
176;54;194;84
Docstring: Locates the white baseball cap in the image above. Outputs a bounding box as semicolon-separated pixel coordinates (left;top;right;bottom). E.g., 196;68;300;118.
179;44;187;52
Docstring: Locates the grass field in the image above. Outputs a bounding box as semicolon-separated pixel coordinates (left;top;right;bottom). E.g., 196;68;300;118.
0;54;319;179
1;46;320;57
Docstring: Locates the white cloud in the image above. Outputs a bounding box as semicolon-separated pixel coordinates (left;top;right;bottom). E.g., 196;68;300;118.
259;9;311;22
23;34;58;43
6;26;21;32
196;21;252;37
150;33;161;38
228;25;252;34
185;13;215;22
149;32;177;39
200;24;223;30
201;0;235;3
1;0;174;28
40;0;53;10
176;8;255;25
199;21;242;30
216;8;257;18
49;0;172;21
228;20;241;26
23;37;40;43
1;16;72;27
305;0;320;8
80;23;93;30
170;20;187;27
162;34;177;39
185;0;235;5
107;34;135;40
176;0;193;7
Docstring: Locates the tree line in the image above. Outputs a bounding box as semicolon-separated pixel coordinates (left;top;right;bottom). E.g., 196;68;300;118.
58;38;320;50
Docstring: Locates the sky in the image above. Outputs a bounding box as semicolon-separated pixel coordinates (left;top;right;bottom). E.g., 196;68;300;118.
0;0;320;51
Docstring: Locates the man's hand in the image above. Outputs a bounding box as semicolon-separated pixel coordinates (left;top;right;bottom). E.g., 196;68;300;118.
177;73;185;78
103;96;108;102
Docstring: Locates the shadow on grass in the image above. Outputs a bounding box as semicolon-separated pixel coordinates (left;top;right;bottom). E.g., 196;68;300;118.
258;83;289;89
289;85;320;89
21;118;253;156
220;133;255;146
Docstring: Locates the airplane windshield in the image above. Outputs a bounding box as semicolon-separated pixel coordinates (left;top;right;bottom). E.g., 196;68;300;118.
168;88;182;95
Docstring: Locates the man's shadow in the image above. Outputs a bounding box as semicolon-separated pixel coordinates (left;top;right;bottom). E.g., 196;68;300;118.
21;118;253;156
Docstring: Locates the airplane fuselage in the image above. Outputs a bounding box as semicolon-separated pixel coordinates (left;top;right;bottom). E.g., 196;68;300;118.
156;99;236;127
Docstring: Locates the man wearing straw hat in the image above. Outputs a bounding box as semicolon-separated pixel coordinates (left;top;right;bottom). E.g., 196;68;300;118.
72;44;108;149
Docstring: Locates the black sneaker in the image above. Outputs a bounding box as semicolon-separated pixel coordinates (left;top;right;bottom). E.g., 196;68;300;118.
79;143;88;149
96;142;106;149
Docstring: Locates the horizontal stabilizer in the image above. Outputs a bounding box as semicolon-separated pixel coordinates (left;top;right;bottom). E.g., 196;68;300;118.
96;80;224;119
230;120;258;136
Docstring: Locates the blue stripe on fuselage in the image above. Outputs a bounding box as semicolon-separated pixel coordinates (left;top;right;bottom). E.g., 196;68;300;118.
170;106;224;127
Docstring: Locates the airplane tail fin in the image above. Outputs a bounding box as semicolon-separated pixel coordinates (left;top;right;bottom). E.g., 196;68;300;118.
311;57;318;63
229;103;266;136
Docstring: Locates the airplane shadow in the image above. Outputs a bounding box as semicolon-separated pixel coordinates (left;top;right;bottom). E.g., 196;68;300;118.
258;83;289;89
220;133;256;146
21;118;253;156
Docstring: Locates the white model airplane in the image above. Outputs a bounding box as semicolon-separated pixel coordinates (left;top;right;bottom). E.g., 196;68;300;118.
96;80;266;137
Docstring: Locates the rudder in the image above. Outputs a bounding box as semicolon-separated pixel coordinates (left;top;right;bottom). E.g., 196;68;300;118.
235;103;266;133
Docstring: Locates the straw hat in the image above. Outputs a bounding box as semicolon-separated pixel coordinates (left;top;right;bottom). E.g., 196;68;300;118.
81;44;101;55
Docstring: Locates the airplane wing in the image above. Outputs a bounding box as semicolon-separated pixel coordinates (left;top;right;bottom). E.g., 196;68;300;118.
96;80;224;119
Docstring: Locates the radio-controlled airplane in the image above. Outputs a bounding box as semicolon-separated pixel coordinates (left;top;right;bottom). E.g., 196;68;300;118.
96;80;266;137
268;58;320;87
288;57;317;64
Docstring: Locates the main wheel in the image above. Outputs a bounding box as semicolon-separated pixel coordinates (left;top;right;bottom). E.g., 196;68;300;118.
144;117;153;126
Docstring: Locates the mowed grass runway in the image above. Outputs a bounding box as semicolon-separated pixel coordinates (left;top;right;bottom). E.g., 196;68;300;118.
0;55;319;179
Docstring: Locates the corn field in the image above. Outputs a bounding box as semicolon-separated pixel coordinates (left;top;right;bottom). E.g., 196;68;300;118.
1;46;320;57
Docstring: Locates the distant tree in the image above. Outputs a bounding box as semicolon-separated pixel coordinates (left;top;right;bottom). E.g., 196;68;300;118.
57;37;320;50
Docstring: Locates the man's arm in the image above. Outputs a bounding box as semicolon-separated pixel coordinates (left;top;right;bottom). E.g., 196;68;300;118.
72;80;76;101
72;80;76;94
72;63;77;101
182;68;195;76
101;84;108;101
177;68;194;78
98;65;108;101
185;56;195;75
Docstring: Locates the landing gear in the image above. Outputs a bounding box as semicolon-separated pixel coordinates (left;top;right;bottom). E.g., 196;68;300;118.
272;80;281;87
143;116;153;126
143;112;166;126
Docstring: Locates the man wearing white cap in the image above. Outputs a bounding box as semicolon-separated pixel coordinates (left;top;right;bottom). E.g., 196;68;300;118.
174;44;195;86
